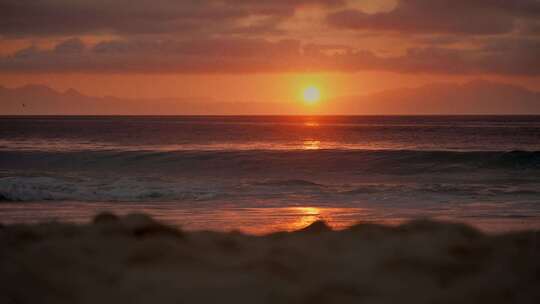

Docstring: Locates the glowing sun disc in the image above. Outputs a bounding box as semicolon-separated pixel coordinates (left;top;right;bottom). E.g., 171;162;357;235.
303;86;321;104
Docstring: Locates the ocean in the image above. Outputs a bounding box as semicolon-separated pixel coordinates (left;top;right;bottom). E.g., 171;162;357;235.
1;115;540;233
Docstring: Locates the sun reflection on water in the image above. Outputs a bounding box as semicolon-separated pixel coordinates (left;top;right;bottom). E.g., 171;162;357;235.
287;207;322;230
303;140;321;150
304;121;320;127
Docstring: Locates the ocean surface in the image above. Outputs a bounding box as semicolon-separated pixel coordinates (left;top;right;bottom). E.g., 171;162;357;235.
1;116;540;233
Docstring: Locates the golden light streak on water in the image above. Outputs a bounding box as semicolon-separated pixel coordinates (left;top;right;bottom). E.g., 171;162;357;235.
302;140;321;150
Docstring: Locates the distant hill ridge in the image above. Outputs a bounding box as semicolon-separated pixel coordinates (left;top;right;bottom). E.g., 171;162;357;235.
1;80;539;115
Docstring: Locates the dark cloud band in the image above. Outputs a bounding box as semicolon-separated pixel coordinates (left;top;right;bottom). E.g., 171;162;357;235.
327;0;540;35
0;0;344;37
1;37;539;76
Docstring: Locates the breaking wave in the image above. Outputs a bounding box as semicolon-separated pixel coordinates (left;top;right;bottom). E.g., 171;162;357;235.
1;149;539;202
0;176;224;202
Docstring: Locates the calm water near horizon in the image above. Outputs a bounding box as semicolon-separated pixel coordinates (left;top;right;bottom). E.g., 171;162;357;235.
1;115;540;233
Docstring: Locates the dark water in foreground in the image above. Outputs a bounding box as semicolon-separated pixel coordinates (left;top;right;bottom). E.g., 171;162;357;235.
1;116;540;233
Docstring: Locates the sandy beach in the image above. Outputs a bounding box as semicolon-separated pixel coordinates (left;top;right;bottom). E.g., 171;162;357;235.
1;213;538;304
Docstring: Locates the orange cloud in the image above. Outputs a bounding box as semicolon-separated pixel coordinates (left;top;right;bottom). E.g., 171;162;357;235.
0;0;538;77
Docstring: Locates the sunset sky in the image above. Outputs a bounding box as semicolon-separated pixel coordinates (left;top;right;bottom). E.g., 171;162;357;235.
1;0;539;106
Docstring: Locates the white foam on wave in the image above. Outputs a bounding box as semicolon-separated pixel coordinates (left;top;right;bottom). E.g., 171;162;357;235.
0;176;220;202
2;174;540;207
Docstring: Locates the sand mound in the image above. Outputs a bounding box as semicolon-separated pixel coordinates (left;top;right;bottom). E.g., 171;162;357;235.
1;213;539;304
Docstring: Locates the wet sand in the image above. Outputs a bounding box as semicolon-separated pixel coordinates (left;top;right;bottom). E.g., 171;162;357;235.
2;202;540;235
1;213;539;304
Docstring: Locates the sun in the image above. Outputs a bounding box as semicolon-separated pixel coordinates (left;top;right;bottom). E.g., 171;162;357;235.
302;86;321;104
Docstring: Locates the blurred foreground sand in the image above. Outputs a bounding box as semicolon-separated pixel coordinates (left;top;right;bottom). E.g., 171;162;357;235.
1;213;539;304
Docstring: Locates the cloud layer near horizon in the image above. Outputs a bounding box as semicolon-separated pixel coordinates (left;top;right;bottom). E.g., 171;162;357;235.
1;0;539;76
